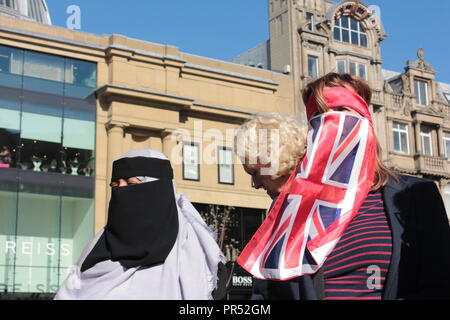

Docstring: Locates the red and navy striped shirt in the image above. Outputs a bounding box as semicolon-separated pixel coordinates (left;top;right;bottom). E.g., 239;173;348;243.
323;190;393;300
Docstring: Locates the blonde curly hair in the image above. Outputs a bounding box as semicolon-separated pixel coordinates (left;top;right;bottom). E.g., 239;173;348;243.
235;113;307;179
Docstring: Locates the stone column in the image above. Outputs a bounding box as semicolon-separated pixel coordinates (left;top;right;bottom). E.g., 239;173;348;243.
437;124;445;157
384;118;392;162
104;121;129;220
414;120;422;155
439;179;447;194
162;129;182;183
162;129;179;161
322;45;329;75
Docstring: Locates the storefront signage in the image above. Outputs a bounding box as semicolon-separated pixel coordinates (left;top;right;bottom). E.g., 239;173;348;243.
232;275;253;287
0;241;71;256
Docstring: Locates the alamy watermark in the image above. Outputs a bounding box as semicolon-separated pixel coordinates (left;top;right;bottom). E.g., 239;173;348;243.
166;120;282;176
66;5;81;30
366;264;382;290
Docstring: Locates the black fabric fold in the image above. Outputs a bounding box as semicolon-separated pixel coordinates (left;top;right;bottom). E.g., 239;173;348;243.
111;157;173;182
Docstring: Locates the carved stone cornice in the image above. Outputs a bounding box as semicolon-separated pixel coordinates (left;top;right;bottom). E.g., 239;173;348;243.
405;48;436;74
105;120;130;132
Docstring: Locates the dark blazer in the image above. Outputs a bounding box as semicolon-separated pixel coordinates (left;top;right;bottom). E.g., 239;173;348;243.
251;174;450;300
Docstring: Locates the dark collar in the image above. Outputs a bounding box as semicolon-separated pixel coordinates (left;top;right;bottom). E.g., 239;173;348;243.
382;174;408;300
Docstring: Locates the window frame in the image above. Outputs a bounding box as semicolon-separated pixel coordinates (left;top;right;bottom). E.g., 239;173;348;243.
0;0;15;9
444;132;450;159
420;126;433;156
337;59;346;74
444;184;450;220
444;93;450;104
414;79;429;106
217;146;234;185
333;16;368;47
358;63;367;81
348;60;367;81
306;12;314;31
307;55;319;79
392;121;410;154
182;141;200;181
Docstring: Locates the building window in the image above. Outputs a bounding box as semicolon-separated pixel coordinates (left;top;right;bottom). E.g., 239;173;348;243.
333;16;368;47
392;122;409;154
0;0;15;8
349;61;367;80
0;45;96;98
444;132;450;159
358;63;367;81
306;12;314;31
218;147;234;185
337;60;346;74
308;55;319;79
420;126;433;156
444;93;450;104
414;80;428;106
183;142;200;181
0;44;96;296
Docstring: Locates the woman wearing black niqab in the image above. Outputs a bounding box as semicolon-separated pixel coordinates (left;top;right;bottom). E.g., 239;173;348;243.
55;148;226;300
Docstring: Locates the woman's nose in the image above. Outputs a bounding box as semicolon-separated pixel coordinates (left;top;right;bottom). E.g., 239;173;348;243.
252;178;262;189
118;179;128;187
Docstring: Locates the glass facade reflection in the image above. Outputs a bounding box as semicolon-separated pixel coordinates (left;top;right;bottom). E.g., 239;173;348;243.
0;44;97;296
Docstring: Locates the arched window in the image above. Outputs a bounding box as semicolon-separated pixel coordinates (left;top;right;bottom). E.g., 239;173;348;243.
445;184;450;220
334;16;368;47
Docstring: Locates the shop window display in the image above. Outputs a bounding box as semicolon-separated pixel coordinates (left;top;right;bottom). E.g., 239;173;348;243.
0;44;97;296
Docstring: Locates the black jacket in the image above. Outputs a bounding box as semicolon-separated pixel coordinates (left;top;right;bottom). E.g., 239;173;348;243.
251;174;450;300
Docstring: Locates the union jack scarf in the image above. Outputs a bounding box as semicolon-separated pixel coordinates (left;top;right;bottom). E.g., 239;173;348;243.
237;87;377;280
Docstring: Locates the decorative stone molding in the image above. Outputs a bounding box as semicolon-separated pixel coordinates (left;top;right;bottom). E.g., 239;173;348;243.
406;48;435;74
105;120;130;132
415;154;450;178
322;0;387;41
403;98;413;117
401;74;411;95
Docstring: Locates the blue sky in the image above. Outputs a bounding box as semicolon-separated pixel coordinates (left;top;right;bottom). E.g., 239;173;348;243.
45;0;450;83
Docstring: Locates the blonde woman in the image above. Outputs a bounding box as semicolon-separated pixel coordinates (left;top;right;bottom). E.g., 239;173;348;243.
235;113;311;299
235;112;307;200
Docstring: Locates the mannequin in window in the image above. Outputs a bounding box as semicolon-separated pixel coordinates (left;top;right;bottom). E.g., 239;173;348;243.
0;145;12;167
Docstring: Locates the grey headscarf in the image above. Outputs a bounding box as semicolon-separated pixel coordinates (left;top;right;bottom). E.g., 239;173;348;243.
55;148;226;300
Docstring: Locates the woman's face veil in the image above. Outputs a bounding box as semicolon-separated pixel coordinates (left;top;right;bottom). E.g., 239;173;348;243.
80;148;179;271
120;148;167;183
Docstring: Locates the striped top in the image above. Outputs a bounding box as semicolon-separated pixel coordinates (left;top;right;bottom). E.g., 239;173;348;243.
322;190;393;300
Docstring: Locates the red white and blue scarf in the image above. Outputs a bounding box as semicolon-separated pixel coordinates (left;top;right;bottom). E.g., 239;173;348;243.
237;87;377;280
